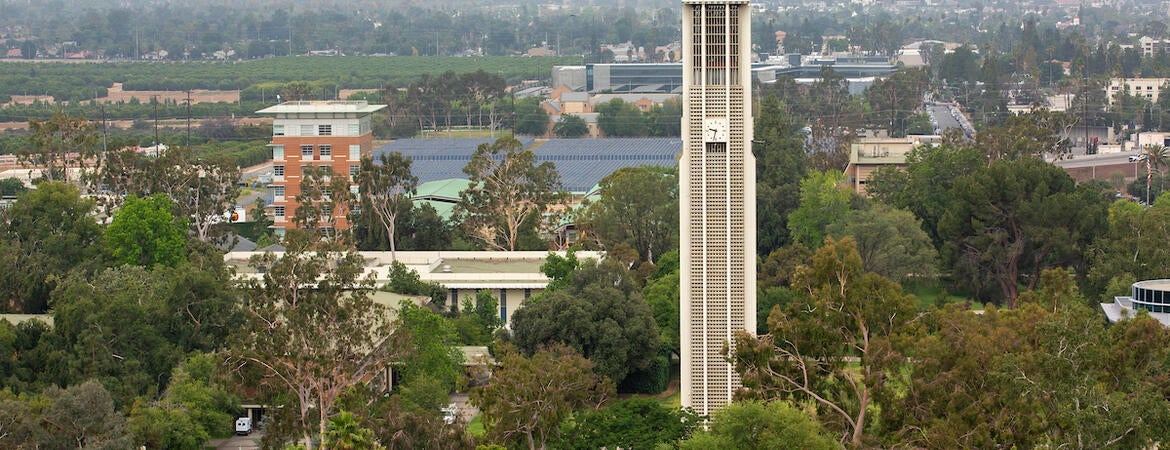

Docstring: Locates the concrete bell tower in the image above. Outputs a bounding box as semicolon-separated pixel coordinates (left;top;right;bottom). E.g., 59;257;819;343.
679;0;756;416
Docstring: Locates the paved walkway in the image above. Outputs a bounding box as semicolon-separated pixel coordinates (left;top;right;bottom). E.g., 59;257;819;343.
449;392;478;424
209;432;263;449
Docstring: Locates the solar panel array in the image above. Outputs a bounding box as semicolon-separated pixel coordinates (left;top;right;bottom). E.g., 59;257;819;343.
373;137;681;193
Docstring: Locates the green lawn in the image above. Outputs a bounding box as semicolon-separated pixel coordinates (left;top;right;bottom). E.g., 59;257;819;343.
655;387;681;409
904;280;972;310
467;414;485;437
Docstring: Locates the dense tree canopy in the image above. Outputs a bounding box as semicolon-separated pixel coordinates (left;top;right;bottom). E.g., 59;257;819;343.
786;170;851;249
882;271;1170;449
939;157;1108;306
754;94;809;254
733;237;916;448
556;397;700;450
0;182;104;313
511;259;661;385
681;400;840;450
471;344;614;450
866;143;984;247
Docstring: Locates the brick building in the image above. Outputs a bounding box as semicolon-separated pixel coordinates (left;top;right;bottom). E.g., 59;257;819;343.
257;101;385;237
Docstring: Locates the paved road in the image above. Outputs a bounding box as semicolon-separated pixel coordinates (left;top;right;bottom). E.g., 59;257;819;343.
211;432;263;450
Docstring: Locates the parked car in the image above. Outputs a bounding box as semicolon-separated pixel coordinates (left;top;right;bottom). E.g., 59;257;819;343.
1130;154;1148;162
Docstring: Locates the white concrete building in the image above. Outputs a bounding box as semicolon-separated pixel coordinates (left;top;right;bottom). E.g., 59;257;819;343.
1107;78;1170;105
225;250;603;326
679;0;757;416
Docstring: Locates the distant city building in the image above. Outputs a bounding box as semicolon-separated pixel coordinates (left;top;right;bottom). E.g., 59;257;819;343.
1107;78;1170;105
257;101;385;238
565;54;895;95
552;65;587;91
1139;36;1170;57
680;0;756;417
601;41;646;62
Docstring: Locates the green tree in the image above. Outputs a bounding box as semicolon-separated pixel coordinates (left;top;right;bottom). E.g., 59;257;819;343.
21;109;99;183
866;143;984;247
556;397;700;450
579;166;678;263
50;266;185;406
596;99;650;137
453;289;504;345
828;203;939;283
553;114;589;138
324;411;380;450
395;302;464;397
358;152;419;257
514;97;550;136
649;98;682;136
865;67;930;137
470;343;614;450
540;249;579;292
0;182;104;313
642;254;680;354
397;203;454;251
0;178;27;197
787;170;851;249
161;353;240;439
455;137;563;251
1087;199;1170;299
104;194;188;268
382;260;448;309
754;94;809;254
731;237;916;448
938;158;1107;306
128;402;208;450
35;381;134;449
511;259;661;385
233;246;409;449
680;401;840;450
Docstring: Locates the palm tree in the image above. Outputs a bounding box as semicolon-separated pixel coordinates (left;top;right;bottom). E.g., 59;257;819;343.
1143;145;1168;204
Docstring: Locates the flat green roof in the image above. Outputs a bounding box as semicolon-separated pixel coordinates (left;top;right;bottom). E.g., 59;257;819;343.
414;178;471;201
432;258;546;274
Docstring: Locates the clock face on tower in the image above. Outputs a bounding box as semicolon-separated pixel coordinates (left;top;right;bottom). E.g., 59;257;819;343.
703;118;729;143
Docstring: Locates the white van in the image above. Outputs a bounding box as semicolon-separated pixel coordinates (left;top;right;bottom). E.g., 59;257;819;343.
235;417;253;435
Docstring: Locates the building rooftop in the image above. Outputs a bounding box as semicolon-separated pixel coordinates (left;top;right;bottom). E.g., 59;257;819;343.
256;101;386;115
1135;279;1170;290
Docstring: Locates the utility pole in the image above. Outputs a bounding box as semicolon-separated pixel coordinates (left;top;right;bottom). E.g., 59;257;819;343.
186;90;192;147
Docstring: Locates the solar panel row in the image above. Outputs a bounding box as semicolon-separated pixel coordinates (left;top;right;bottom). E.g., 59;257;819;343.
372;138;682;194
